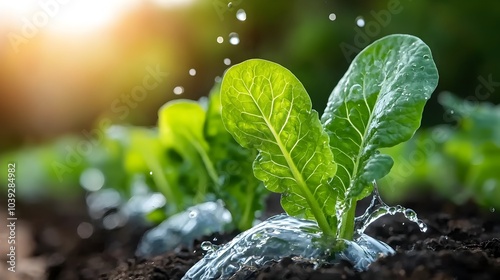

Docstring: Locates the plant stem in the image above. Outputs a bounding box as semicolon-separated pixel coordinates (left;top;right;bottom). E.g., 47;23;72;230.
144;155;184;212
338;199;356;240
190;140;220;189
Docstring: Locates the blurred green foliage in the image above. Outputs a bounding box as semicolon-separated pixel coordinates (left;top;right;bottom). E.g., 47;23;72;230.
379;92;500;209
0;84;266;231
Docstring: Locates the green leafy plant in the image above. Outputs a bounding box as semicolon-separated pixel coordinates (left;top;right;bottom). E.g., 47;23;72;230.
380;92;500;209
0;85;266;232
156;86;266;230
220;34;439;239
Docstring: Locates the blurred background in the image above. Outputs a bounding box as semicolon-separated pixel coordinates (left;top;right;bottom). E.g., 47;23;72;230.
1;0;499;151
0;0;499;201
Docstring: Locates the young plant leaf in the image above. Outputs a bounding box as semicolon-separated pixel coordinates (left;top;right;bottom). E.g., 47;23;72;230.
158;101;217;203
221;59;337;235
321;34;438;202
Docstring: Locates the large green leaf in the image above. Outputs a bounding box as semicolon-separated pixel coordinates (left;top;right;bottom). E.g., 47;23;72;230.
321;34;438;201
221;59;337;234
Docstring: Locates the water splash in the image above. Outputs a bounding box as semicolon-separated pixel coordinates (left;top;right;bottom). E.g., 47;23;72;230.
183;181;426;279
136;201;232;257
182;214;394;280
354;181;428;236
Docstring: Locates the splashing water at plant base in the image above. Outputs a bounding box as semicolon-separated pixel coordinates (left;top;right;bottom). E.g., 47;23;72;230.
182;214;394;280
182;182;428;280
184;34;438;279
136;201;231;257
354;181;428;236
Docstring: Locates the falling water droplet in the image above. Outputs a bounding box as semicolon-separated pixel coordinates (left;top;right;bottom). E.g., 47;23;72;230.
224;58;231;65
229;32;240;45
490;208;496;213
227;2;233;9
214;76;222;83
216;36;224;44
236;9;246;21
356;16;365;27
213;237;218;242
189;68;196;76
328;13;336;21
173;86;184;95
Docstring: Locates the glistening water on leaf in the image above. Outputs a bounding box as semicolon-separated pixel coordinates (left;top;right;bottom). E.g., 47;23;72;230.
321;34;438;239
221;34;439;240
220;59;338;235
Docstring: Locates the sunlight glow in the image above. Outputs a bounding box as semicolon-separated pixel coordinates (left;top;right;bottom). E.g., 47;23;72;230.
48;0;138;34
0;0;138;34
152;0;196;8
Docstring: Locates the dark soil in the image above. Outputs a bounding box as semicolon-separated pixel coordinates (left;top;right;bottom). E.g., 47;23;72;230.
2;194;499;280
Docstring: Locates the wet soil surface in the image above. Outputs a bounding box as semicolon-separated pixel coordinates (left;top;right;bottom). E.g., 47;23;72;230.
2;194;499;279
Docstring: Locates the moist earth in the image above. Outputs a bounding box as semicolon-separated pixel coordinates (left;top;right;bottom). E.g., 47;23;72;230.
2;194;499;280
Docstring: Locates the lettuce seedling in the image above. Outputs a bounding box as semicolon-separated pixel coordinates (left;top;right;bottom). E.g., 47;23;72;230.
221;34;438;239
157;86;266;230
